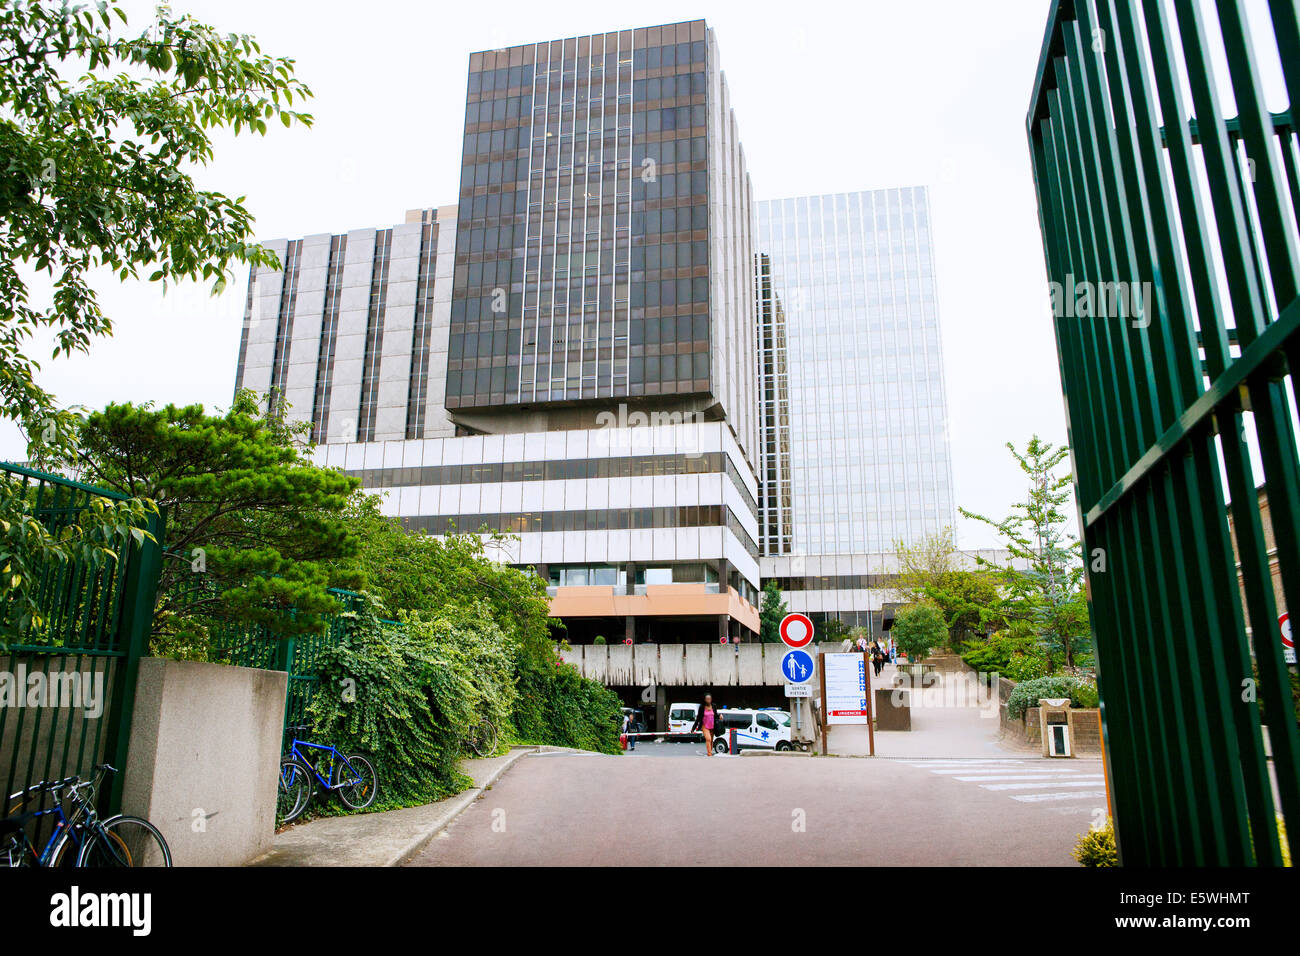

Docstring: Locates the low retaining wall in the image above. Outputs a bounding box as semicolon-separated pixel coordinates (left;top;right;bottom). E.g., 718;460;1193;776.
122;658;287;867
1000;701;1102;753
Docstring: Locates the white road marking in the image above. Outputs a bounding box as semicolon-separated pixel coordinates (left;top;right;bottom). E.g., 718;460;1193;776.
952;774;1097;782
1012;790;1108;803
980;779;1105;791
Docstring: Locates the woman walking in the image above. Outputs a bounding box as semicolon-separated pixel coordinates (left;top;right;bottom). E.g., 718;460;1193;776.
691;694;723;756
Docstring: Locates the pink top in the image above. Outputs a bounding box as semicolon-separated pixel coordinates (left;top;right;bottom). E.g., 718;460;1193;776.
702;708;715;730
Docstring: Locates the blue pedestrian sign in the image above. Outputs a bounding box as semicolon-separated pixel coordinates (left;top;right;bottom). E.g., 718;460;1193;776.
781;649;815;685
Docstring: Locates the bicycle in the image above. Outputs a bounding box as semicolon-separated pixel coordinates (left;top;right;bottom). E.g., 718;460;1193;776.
277;733;378;826
1;764;172;867
464;715;498;757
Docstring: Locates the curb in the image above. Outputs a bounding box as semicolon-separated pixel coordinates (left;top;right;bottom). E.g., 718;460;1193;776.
387;745;536;867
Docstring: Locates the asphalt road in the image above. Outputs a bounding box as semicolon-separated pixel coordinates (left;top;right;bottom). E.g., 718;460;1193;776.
408;751;1103;866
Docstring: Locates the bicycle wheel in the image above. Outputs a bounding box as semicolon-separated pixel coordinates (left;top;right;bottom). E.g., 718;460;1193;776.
77;816;172;867
332;754;378;811
467;718;498;757
277;758;314;825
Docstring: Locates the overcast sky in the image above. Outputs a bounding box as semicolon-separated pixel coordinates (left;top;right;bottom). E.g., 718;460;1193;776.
2;0;1095;548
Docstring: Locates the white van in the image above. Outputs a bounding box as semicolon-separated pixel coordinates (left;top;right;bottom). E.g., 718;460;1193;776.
714;708;794;754
667;702;700;736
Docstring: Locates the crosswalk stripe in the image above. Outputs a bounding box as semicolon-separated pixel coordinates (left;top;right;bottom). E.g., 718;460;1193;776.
1012;791;1107;803
952;774;1098;782
980;780;1105;791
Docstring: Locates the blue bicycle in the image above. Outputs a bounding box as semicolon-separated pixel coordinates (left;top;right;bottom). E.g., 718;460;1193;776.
277;733;378;825
2;764;171;867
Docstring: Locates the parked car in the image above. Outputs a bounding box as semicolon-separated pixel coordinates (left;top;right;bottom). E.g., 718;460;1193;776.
713;708;794;754
667;702;700;737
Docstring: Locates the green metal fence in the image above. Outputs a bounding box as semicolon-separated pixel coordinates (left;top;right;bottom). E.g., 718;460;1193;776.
211;588;367;751
1028;0;1300;864
0;462;164;819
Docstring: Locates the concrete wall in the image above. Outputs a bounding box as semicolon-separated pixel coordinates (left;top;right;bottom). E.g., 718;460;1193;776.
562;640;850;687
1000;701;1103;754
122;658;287;867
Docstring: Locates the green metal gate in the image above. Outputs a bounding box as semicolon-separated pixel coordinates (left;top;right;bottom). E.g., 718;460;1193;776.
0;462;164;817
1028;0;1300;864
212;587;365;751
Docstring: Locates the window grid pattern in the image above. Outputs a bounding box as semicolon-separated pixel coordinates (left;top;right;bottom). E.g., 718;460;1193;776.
406;221;441;439
233;263;256;398
448;21;713;409
357;229;393;443
756;252;793;554
756;188;955;554
268;238;303;404
312;234;347;443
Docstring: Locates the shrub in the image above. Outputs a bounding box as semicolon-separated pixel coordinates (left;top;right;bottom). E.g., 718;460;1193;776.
1006;674;1099;720
1002;649;1052;682
308;602;517;811
892;603;948;662
511;659;622;754
593;635;606;645
1073;819;1118;866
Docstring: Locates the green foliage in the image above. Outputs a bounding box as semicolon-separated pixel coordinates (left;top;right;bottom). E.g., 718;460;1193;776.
511;660;623;755
307;602;517;810
818;617;851;644
894;528;1006;650
961;625;1051;680
0;476;159;642
338;492;554;672
891;603;947;662
592;635;606;645
0;0;309;637
1073;819;1118;866
1006;674;1099;720
960;437;1092;669
68;392;361;642
759;580;788;643
1;0;311;445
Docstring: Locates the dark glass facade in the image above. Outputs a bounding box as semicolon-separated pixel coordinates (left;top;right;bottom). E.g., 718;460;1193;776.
448;21;715;410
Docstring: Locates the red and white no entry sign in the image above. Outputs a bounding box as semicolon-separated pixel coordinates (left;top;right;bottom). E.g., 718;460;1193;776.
779;612;815;648
1281;612;1293;648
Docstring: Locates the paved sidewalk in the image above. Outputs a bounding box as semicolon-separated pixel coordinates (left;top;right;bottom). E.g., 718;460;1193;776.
248;745;552;866
826;663;1018;759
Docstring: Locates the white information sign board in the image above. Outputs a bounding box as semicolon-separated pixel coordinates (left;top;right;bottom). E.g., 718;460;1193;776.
824;652;869;725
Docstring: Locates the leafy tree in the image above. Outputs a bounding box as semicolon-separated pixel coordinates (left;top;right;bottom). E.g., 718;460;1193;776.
758;579;788;643
894;527;1005;649
818;617;851;644
960;436;1091;670
66;391;360;642
0;0;311;631
338;492;555;671
894;527;959;603
1;0;311;448
890;603;947;663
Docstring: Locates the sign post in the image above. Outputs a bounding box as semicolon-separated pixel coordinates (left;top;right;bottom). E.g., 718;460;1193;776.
818;650;828;755
822;652;874;756
780;614;816;748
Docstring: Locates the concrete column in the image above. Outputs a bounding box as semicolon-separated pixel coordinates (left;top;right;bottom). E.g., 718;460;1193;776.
656;682;667;734
625;562;637;595
717;614;729;645
625;615;635;643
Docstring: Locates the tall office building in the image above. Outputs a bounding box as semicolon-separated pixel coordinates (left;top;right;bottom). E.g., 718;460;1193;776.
233;24;962;643
756;188;957;630
234;20;763;644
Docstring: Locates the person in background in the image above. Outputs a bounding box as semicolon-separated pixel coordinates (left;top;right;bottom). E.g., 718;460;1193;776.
691;694;722;757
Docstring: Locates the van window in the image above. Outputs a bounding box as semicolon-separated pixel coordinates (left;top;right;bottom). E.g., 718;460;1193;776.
720;712;751;729
756;713;779;730
669;708;694;721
